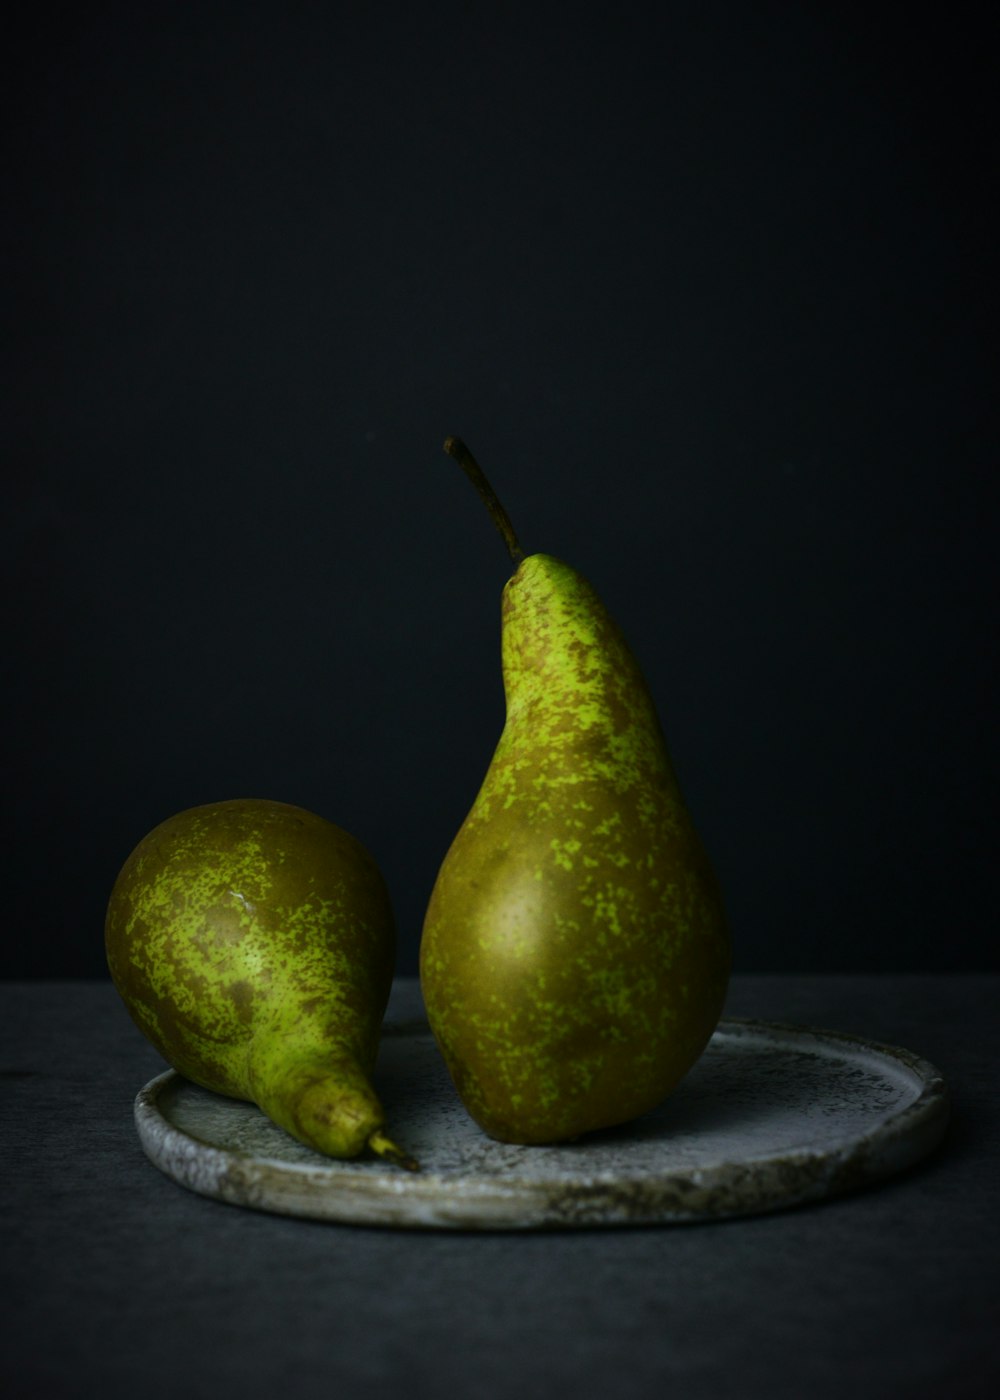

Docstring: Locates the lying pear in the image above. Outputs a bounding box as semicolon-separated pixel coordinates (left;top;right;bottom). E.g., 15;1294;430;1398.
420;438;731;1145
106;798;416;1167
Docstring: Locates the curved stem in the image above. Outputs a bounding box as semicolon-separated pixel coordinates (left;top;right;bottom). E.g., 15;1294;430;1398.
368;1128;421;1172
444;436;525;567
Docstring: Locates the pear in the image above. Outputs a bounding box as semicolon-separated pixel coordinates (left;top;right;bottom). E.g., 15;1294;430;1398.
106;798;416;1167
420;438;731;1145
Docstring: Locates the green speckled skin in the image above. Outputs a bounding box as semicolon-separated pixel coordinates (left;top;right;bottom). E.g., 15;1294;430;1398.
105;799;395;1159
420;555;731;1144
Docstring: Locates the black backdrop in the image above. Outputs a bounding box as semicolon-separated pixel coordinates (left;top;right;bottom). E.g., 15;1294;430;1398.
5;2;996;977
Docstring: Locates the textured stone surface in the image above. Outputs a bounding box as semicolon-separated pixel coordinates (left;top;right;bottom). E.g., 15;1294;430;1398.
135;988;948;1227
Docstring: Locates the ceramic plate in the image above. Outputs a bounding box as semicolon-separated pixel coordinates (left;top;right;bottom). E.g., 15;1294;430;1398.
133;1015;949;1229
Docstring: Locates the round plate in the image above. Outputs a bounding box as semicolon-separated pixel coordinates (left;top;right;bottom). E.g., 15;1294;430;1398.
134;1017;949;1229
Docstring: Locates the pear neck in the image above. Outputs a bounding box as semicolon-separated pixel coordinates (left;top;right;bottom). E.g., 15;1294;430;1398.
497;554;667;775
501;555;624;705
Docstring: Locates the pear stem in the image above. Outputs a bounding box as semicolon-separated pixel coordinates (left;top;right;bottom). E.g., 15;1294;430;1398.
444;436;525;567
368;1128;421;1172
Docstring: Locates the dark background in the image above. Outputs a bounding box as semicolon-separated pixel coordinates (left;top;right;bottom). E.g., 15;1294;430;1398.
5;1;996;978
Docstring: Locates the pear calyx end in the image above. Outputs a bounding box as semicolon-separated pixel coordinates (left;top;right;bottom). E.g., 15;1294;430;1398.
367;1128;421;1172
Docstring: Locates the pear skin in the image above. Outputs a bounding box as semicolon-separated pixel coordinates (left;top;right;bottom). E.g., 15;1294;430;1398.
106;798;415;1167
420;442;731;1145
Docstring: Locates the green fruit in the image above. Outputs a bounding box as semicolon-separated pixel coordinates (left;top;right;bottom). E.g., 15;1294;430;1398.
106;798;415;1167
420;438;731;1145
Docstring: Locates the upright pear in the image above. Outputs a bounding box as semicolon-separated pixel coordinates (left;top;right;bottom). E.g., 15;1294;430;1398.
106;798;415;1166
421;438;731;1145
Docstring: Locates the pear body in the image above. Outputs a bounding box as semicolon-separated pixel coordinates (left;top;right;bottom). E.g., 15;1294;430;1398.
106;798;396;1159
421;554;730;1144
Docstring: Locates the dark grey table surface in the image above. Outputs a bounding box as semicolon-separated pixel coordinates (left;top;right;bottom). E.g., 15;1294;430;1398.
3;975;998;1400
